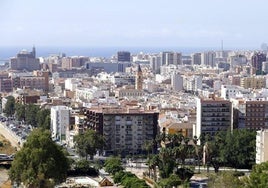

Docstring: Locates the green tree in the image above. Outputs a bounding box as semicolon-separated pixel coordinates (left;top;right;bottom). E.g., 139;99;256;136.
9;129;69;187
208;171;244;188
3;96;15;117
203;129;256;171
157;147;176;178
242;161;268;187
220;129;256;169
104;156;123;175
25;104;40;126
74;129;104;160
147;154;159;181
36;109;51;129
158;174;182;188
15;103;26;121
113;170;126;184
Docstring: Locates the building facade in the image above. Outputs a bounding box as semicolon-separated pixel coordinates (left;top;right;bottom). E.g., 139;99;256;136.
9;47;40;71
256;129;268;164
82;107;159;156
51;106;70;142
240;76;266;89
245;101;268;129
195;97;232;141
117;51;131;62
251;52;266;75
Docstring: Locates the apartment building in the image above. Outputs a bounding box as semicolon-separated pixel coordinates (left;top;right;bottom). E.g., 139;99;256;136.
251;52;266;75
82;107;159;156
256;129;268;164
0;78;12;92
240;76;266;89
160;51;182;66
51;106;70;142
245;100;268;129
195;97;232;141
221;85;241;100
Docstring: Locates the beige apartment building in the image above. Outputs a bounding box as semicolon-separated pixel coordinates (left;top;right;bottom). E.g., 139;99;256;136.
240;76;266;89
256;129;268;164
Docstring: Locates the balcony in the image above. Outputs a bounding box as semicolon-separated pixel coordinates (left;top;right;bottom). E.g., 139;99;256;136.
126;121;132;126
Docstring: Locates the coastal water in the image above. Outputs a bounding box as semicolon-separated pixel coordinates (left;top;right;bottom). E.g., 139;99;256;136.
0;46;220;60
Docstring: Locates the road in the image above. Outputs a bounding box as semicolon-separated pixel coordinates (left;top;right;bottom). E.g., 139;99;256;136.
0;122;19;188
0;122;20;148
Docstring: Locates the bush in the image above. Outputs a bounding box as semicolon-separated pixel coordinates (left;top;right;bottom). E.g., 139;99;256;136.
67;159;99;176
175;167;194;182
0;141;3;147
113;171;149;188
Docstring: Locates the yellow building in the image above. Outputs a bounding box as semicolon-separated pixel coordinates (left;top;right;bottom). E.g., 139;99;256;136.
240;76;266;89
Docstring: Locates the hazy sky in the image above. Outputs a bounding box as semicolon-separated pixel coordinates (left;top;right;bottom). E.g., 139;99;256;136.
0;0;267;49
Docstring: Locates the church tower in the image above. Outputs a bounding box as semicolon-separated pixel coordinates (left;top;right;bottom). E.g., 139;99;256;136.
135;64;143;90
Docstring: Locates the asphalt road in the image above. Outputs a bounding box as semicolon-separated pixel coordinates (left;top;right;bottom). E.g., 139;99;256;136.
0;122;20;148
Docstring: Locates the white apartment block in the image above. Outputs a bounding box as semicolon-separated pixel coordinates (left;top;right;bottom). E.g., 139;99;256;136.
184;76;202;92
150;55;162;73
171;73;183;91
75;87;109;102
201;51;216;68
221;85;241;100
110;73;135;87
256;129;268;164
65;78;81;91
51;106;70;142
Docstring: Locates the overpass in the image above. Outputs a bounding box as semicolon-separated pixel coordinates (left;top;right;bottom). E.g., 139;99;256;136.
0;158;13;162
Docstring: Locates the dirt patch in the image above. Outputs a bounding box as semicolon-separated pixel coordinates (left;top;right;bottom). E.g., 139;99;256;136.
0;134;16;188
0;169;11;188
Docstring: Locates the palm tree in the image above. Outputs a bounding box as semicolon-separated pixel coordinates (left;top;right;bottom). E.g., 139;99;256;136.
193;136;201;173
148;154;159;181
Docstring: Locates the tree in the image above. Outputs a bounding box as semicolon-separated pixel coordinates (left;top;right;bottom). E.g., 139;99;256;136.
104;156;123;175
36;109;51;129
208;171;243;188
158;174;182;188
157;147;176;178
202;129;256;171
147;154;159;181
25;104;40;126
15;103;26;121
9;129;69;187
3;96;15;117
220;129;256;169
74;129;104;160
175;167;194;182
242;161;268;187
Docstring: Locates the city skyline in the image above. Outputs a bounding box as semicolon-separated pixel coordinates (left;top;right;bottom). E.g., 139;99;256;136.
0;0;267;49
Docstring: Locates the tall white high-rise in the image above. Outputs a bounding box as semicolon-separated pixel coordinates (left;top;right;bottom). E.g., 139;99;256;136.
160;52;182;66
256;129;268;164
201;51;216;67
171;73;183;91
51;106;70;142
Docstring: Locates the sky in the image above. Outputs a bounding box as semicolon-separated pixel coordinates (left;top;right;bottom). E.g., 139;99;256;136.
0;0;267;49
